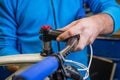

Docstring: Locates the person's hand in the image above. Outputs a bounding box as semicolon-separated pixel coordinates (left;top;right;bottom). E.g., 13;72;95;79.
57;14;113;51
6;65;20;72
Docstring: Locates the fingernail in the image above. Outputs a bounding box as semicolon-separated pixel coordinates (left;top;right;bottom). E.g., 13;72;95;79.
57;37;60;41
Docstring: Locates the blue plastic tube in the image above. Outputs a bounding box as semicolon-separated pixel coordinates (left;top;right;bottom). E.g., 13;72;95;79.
14;56;59;80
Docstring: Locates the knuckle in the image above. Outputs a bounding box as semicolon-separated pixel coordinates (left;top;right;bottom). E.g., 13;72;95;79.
89;39;93;44
89;38;95;44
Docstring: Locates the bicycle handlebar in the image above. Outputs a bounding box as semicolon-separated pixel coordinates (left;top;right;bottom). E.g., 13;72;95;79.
0;54;44;66
13;56;59;80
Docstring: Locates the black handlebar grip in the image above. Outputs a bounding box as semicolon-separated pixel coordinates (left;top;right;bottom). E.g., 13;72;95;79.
48;30;64;40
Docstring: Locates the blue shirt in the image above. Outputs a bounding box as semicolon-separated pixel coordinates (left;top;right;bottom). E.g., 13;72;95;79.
0;0;120;79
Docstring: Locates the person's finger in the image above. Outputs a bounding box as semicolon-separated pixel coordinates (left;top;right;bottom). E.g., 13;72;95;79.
57;25;81;41
74;30;91;51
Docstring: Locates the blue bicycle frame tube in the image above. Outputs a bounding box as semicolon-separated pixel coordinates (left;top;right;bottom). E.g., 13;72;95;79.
13;56;59;80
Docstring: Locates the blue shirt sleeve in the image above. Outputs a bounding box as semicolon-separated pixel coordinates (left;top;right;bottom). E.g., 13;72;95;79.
87;0;120;34
0;0;20;56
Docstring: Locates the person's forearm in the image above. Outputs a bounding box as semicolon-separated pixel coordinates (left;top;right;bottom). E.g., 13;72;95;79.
88;13;114;35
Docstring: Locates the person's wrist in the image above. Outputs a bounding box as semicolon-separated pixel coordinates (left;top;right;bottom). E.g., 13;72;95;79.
90;14;113;34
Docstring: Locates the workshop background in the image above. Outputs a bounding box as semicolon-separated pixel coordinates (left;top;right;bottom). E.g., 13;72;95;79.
87;0;120;80
0;0;120;80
